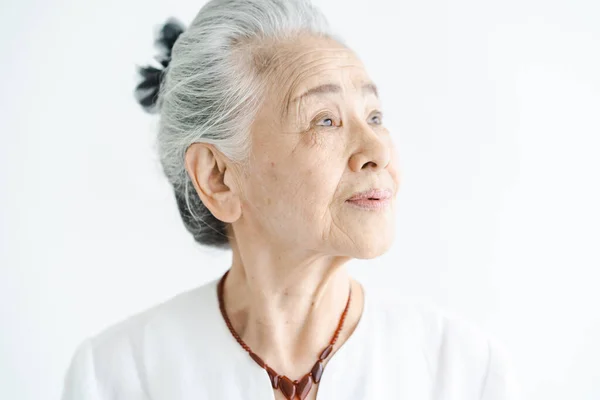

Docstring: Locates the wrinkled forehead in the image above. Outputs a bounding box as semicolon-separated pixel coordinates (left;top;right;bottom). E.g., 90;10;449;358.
258;35;373;116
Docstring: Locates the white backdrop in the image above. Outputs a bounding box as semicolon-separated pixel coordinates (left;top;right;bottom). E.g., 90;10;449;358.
1;0;599;399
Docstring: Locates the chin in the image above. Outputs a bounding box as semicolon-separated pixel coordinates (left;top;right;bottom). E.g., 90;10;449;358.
332;208;396;258
348;229;395;259
352;243;393;259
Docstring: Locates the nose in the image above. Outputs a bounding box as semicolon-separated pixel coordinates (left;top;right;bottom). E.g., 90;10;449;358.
347;121;392;172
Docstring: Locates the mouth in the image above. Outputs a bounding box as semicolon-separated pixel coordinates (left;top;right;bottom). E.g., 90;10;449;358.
345;188;393;210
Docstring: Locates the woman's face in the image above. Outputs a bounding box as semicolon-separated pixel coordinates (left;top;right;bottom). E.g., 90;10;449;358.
236;34;401;259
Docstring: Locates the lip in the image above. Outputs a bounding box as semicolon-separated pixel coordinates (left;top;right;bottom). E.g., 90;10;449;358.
346;188;393;201
345;188;393;210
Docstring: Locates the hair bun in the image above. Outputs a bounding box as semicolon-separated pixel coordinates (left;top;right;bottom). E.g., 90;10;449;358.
134;18;186;113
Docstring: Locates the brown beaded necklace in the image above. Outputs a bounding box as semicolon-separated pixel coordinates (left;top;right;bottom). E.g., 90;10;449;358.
217;269;352;400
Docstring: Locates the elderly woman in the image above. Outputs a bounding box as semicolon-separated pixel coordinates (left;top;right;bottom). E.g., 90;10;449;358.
62;0;520;399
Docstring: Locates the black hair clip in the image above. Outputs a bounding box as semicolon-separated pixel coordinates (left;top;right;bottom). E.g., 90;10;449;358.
134;18;186;113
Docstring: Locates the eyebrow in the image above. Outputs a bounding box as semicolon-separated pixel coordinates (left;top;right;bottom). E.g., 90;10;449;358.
289;82;379;105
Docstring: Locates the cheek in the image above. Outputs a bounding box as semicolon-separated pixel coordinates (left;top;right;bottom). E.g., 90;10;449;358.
250;162;285;206
296;168;340;205
251;160;343;223
294;137;347;202
245;131;347;217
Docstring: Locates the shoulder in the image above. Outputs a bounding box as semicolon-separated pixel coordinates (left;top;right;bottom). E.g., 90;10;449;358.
88;276;219;350
61;277;221;399
364;287;521;398
365;286;491;357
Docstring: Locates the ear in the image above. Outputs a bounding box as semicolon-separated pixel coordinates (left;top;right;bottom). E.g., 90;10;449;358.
184;142;242;223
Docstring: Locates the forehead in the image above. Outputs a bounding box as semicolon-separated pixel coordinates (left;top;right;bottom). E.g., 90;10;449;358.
261;35;373;111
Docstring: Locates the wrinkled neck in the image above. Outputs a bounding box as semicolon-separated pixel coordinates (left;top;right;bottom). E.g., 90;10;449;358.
220;238;363;377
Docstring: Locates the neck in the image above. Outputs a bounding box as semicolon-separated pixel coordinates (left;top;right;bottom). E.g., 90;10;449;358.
221;236;364;378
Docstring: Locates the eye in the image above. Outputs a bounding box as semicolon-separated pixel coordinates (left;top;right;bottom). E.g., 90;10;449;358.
314;113;340;128
319;118;334;126
369;112;383;125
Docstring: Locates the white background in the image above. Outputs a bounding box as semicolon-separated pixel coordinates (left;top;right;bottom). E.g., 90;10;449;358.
1;0;599;399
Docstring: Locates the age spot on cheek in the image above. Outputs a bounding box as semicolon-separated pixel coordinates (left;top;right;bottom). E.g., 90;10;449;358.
269;161;278;181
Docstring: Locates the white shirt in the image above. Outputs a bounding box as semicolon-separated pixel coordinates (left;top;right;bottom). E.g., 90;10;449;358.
61;275;522;400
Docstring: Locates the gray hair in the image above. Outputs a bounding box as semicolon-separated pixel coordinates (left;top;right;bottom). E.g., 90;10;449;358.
137;0;341;248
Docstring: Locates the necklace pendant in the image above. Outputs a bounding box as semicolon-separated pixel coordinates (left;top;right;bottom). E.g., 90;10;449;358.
296;373;313;400
279;376;296;399
278;373;313;400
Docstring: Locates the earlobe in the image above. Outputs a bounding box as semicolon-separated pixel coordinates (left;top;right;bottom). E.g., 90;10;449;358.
184;143;242;224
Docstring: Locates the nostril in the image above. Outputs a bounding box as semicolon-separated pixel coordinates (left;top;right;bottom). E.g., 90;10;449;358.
362;161;378;170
